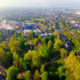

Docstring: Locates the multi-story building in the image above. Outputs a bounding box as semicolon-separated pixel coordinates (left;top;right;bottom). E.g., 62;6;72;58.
1;20;7;29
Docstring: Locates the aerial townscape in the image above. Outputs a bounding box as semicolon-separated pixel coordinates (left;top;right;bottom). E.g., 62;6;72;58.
0;3;80;80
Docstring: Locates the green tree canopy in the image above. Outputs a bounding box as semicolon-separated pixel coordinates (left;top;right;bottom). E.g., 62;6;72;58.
0;48;6;65
7;66;18;80
33;70;40;80
9;36;21;53
60;48;67;59
24;70;32;80
41;71;48;80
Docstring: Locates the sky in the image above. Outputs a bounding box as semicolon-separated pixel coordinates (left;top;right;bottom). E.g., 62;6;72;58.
0;0;80;8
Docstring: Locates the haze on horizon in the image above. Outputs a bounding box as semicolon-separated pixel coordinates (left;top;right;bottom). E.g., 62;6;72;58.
0;0;80;8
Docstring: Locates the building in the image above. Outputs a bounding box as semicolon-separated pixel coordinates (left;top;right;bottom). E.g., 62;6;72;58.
1;20;6;29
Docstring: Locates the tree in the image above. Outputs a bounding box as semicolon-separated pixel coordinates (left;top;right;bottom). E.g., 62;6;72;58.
58;65;66;78
33;38;39;46
38;35;41;40
0;48;6;65
13;52;22;68
33;70;40;80
66;51;76;72
40;65;45;74
24;50;37;68
49;27;53;32
23;58;30;70
2;41;8;49
9;36;21;53
18;36;25;49
54;37;63;52
41;37;49;44
41;71;48;80
5;52;13;67
7;66;18;80
32;54;42;67
39;45;49;59
60;48;67;59
48;35;54;42
0;32;2;41
53;30;59;37
49;25;55;32
24;70;32;80
47;40;53;49
24;50;36;60
66;51;80;80
27;32;36;40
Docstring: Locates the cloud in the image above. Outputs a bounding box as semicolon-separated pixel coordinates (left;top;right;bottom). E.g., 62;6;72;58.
0;0;48;7
0;0;80;8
